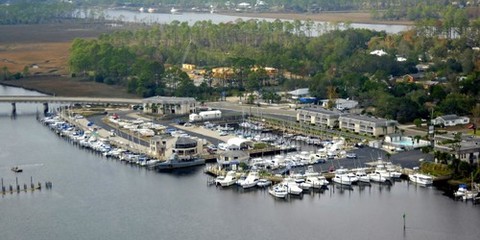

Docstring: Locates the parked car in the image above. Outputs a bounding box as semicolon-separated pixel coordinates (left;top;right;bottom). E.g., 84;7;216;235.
346;153;357;159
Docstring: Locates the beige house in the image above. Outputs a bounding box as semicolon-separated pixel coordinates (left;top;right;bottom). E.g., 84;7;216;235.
339;114;397;137
297;107;344;128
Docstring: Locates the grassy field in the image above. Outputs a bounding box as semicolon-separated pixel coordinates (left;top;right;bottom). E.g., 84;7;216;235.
0;20;142;98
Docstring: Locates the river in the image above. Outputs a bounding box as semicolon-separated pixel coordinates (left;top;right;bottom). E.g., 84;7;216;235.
0;85;479;240
102;9;409;34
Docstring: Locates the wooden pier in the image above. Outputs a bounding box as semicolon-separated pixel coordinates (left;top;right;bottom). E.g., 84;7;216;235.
1;177;52;196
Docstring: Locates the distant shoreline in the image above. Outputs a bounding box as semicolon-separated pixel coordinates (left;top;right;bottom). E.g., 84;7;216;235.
219;11;414;26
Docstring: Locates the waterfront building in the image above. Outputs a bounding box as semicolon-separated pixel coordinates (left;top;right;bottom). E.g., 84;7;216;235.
296;107;344;128
142;96;197;115
149;135;176;160
434;134;480;164
339;114;397;137
217;150;250;169
173;137;203;159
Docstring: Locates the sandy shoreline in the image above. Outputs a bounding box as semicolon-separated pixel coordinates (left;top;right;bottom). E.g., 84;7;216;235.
220;11;414;26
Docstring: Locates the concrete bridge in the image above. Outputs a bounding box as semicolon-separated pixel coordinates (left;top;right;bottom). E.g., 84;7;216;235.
0;96;142;115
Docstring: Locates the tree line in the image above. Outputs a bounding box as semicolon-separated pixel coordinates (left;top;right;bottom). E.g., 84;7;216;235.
68;17;480;124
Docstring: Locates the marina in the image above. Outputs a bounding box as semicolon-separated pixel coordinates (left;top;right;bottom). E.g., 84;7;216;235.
1;86;480;240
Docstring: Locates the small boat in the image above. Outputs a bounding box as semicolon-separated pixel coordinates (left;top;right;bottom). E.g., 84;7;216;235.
409;173;433;186
454;184;468;198
11;166;23;173
257;179;272;188
269;184;288;198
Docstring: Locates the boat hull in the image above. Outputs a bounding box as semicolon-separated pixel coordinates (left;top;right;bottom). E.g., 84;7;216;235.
156;159;205;170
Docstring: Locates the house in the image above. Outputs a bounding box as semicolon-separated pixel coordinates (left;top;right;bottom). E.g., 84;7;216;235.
432;114;470;127
142;96;197;115
320;98;358;110
339;114;397;137
287;88;310;100
434;134;480;164
296;107;344;128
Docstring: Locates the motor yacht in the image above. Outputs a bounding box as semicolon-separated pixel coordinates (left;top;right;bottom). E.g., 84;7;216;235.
305;176;329;189
281;177;303;195
409;173;433;186
355;170;370;183
215;171;238;187
240;171;260;189
269;184;288;198
332;168;358;185
368;172;390;183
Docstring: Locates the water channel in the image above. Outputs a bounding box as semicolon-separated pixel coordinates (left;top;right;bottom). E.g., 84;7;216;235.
0;85;479;240
102;9;410;34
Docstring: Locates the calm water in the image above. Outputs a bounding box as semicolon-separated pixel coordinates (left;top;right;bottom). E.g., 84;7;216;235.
0;85;479;240
103;9;409;34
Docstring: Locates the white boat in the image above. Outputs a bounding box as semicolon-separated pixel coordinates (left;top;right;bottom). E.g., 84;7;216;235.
355;170;370;183
240;171;260;189
373;164;392;180
368;172;389;183
215;171;238;187
385;163;402;178
305;176;329;189
462;191;478;201
332;168;358;185
409;173;433;185
454;184;468;198
257;179;272;188
269;184;288;198
147;8;155;13
281;177;303;195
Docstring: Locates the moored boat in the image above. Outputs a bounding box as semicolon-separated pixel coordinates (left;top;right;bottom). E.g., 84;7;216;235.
156;154;205;171
269;184;288;198
409;173;433;186
240;171;260;189
332;168;358;185
215;171;238;187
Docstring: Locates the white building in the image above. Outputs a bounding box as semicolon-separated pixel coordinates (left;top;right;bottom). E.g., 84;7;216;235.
287;88;309;100
431;114;470;127
320;98;358;110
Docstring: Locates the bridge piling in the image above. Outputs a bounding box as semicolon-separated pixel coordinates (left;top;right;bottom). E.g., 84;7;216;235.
11;102;16;116
43;102;49;116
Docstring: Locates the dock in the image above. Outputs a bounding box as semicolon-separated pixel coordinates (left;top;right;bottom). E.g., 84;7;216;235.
1;177;52;195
